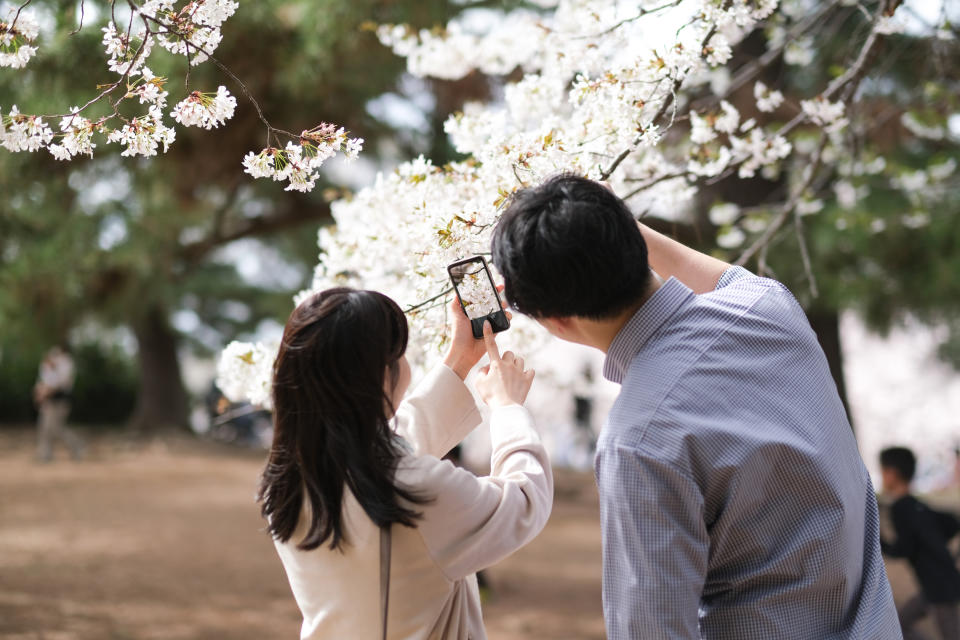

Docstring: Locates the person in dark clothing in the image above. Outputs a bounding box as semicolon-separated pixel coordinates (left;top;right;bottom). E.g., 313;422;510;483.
880;446;960;640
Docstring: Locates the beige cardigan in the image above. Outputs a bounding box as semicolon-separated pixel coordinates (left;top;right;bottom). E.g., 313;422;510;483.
273;364;554;640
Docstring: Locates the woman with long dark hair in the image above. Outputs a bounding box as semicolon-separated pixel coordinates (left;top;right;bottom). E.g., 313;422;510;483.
260;288;552;639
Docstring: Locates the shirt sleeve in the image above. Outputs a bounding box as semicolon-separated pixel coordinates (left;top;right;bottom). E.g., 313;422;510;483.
595;442;709;640
392;364;483;459
715;265;753;290
403;405;553;580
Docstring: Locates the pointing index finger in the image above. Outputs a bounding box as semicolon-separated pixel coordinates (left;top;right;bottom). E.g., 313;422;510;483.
482;320;501;361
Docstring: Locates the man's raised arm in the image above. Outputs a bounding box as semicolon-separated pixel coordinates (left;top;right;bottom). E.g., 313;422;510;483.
638;223;731;294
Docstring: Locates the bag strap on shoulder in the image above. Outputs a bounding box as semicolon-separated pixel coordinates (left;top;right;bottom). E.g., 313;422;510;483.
380;524;392;640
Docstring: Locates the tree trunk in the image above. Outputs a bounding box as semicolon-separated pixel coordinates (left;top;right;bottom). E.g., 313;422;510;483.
806;308;854;432
128;305;189;433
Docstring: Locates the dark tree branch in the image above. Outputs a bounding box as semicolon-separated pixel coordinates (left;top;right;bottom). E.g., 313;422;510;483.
180;199;330;264
735;135;829;267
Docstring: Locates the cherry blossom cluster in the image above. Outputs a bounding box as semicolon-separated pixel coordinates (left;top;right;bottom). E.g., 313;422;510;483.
48;109;100;160
0;7;39;68
242;124;364;192
171;86;236;129
217;340;277;408
1;105;53;151
2;1;354;183
144;0;239;65
106;105;177;157
102;21;154;76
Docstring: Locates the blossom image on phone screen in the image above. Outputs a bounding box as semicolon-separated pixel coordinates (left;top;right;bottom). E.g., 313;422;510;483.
448;256;510;338
452;267;500;319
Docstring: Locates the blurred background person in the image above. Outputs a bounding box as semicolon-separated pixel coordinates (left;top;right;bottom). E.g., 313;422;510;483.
33;344;85;463
880;446;960;640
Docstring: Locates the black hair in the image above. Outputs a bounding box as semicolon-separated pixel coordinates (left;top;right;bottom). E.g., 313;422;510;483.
879;446;917;483
491;173;651;319
258;288;426;552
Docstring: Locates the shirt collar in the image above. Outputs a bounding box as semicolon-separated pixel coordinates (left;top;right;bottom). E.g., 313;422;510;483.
602;277;694;384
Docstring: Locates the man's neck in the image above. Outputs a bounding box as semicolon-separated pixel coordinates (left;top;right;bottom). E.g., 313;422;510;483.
588;273;664;353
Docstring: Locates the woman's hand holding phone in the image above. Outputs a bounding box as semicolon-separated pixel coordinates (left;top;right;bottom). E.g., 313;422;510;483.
475;321;535;408
443;294;489;380
443;290;512;380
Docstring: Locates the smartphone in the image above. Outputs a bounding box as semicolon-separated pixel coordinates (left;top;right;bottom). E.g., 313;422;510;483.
447;256;510;339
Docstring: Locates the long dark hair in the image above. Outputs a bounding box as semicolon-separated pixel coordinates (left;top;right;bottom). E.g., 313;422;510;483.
258;288;425;551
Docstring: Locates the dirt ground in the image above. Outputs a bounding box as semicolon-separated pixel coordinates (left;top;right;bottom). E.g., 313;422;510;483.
0;427;952;640
0;428;603;640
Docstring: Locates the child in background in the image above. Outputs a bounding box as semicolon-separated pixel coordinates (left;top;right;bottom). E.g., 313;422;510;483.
880;446;960;640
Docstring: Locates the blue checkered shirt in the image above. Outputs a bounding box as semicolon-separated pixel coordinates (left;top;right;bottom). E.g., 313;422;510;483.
596;267;900;639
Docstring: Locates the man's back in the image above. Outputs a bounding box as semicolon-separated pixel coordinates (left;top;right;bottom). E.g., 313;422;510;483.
598;267;900;639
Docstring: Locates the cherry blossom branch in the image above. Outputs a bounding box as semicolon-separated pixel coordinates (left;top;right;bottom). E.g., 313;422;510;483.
776;0;901;132
180;196;329;263
696;0;901;192
793;206;819;297
12;0;33;26
404;287;454;314
691;0;843;113
735;134;829;267
2;0;361;184
600;24;719;181
574;0;683;39
70;0;87;35
622;170;691;201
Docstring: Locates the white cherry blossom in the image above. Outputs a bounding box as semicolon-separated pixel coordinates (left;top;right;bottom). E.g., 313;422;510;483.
171;86;236;129
242;149;277;179
716;226;746;248
753;81;784;113
874;15;905;35
217;340;277;408
1;106;53;152
800;97;848;133
784;36;814;66
0;8;39;69
709;203;741;226
101;22;154;76
106;106;176;157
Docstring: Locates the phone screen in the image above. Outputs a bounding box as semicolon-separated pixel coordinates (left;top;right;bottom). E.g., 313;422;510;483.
448;256;510;338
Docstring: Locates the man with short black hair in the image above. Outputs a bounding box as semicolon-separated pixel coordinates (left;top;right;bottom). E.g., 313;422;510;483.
880;446;960;640
492;174;900;639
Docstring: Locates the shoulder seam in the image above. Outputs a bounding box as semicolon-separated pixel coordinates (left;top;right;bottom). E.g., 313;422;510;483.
633;285;780;450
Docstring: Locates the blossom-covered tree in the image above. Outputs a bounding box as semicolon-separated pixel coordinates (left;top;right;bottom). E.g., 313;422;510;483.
219;0;959;404
0;0;363;190
0;0;465;429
